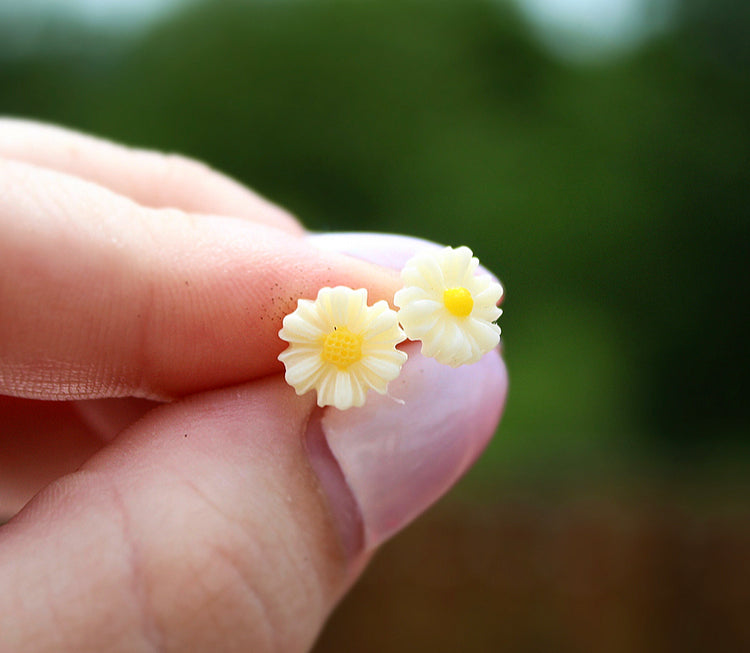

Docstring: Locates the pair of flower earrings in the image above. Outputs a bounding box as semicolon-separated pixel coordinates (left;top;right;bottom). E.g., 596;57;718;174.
278;245;503;410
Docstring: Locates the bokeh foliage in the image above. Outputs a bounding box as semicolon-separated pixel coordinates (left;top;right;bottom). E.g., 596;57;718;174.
1;0;748;482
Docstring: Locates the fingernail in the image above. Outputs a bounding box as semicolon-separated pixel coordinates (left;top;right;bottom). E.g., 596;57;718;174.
308;231;503;285
308;232;439;270
306;341;507;553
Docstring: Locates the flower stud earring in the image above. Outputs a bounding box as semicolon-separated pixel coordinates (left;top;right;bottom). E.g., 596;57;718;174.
394;246;503;367
278;286;407;410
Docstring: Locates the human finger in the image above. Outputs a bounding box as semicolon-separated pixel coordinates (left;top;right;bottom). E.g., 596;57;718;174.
0;397;160;519
0;118;302;233
0;159;399;400
0;344;506;652
0;397;103;519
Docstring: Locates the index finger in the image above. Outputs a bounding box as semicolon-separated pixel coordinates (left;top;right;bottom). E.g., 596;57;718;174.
0;159;400;400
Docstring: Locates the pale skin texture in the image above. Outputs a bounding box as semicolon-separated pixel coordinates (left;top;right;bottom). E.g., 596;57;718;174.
0;120;507;652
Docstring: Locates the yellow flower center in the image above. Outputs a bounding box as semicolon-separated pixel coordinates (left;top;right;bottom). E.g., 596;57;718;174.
322;327;363;369
443;287;474;317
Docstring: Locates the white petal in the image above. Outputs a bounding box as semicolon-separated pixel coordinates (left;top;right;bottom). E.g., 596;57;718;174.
419;319;450;358
282;354;324;388
459;258;480;287
344;288;369;330
472;280;504;306
363;306;401;340
365;328;407;350
294;299;332;331
346;371;369;407
280;311;325;342
360;353;406;382
440;246;474;287
333;371;356;410
393;285;432;307
317;287;346;326
474;303;502;323
354;364;391;394
398;300;442;338
440;334;474;367
436;322;472;366
466;318;501;353
315;372;336;408
402;252;445;291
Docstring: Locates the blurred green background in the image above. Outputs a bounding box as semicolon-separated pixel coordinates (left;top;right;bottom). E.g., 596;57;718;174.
2;0;748;650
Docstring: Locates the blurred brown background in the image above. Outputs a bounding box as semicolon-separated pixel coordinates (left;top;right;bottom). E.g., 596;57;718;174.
1;0;748;650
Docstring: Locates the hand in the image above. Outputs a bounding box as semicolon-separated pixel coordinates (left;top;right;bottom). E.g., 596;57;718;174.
0;119;507;652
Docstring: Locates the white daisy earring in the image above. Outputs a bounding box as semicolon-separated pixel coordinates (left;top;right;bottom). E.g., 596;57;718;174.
278;286;407;410
394;246;503;367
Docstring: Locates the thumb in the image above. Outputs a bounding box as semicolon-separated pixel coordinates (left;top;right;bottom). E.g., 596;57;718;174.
0;350;506;653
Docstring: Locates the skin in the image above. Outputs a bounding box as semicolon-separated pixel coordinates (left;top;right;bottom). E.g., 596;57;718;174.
0;119;506;652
